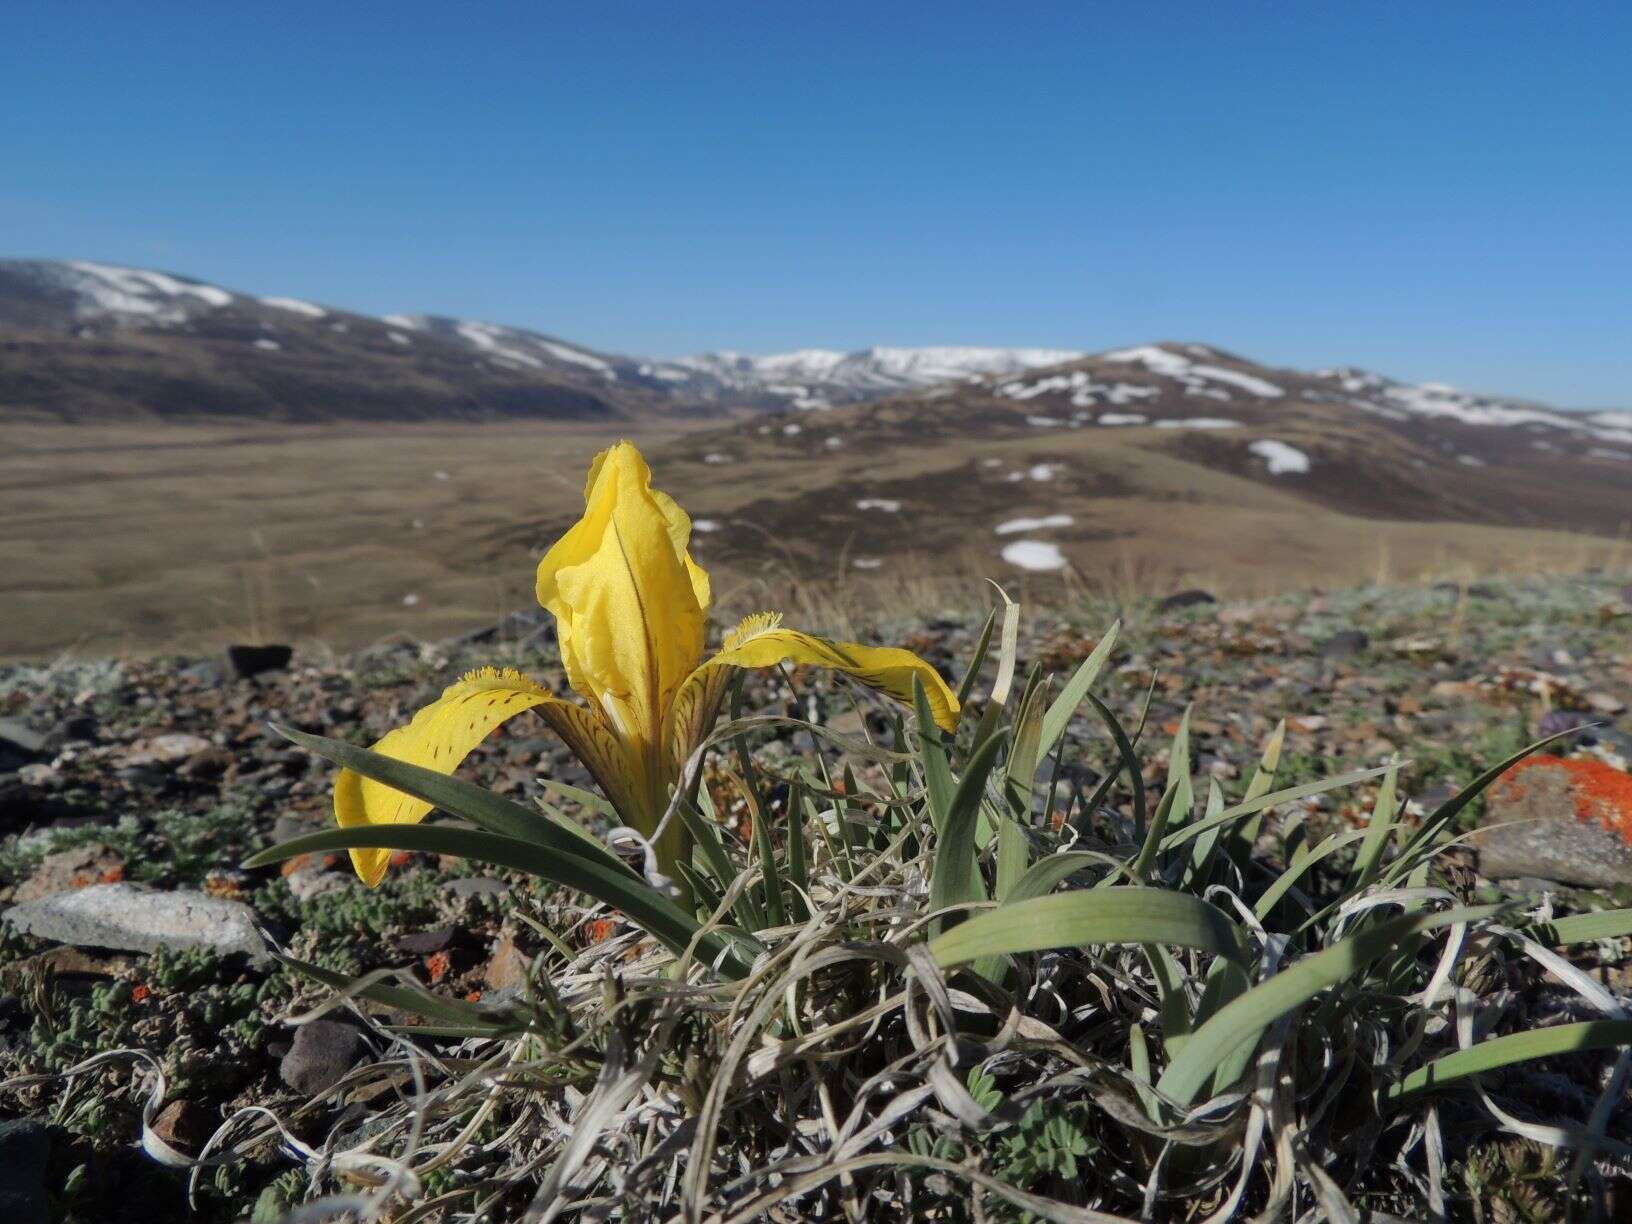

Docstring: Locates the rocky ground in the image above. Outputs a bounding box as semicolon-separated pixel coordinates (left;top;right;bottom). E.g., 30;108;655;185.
1;573;1630;1221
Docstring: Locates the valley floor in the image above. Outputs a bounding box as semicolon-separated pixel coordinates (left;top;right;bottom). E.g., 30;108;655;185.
3;420;1630;661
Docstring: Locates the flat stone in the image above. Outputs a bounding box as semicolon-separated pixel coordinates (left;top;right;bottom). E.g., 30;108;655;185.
483;931;530;991
1319;629;1369;660
0;1118;49;1224
445;877;508;901
121;733;212;767
0;719;46;756
13;842;123;902
1473;756;1632;888
1156;589;1216;613
3;883;268;963
279;1018;367;1095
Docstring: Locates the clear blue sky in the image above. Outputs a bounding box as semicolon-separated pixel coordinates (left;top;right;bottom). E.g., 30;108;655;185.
4;1;1628;406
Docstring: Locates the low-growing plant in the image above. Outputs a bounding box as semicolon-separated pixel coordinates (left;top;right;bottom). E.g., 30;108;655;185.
182;444;1632;1218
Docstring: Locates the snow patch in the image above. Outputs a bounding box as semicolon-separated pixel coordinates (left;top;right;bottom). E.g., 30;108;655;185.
852;558;884;570
1154;418;1239;430
995;514;1073;535
253;338;282;351
1028;463;1065;481
1001;540;1067;571
1248;439;1310;474
1101;345;1284;398
388;332;411;346
260;296;325;318
1097;413;1148;425
457;321;544;368
382;314;423;330
692;518;721;533
855;498;901;513
64;261;233;318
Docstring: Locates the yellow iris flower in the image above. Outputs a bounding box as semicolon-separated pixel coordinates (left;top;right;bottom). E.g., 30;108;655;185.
336;440;959;888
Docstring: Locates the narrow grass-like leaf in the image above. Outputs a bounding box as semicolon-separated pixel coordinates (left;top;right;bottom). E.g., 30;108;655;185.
1083;691;1146;838
1254;828;1368;920
955;606;1000;709
1159;764;1395;853
1385;1020;1632;1105
1226;719;1285;868
914;675;956;834
928;888;1249;969
271;723;631;878
1350;764;1399;892
928;731;1006;934
1128;780;1180;884
784;780;810;922
1001;667;1048;818
1003;850;1117;902
246;825;760;978
1156;905;1501;1106
1523;909;1632;946
1129;1023;1162;1121
1180;778;1225;891
680;802;763;932
278;953;510;1029
1037;621;1119;759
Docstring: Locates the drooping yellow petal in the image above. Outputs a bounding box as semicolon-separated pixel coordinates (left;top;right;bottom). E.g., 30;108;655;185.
334;667;559;886
534;441;708;749
671;612;960;754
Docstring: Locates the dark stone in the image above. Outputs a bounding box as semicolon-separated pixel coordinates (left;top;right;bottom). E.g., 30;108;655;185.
41;714;97;752
1319;629;1370;659
1537;709;1598;740
0;1118;49;1224
1156;589;1216;613
150;1099;215;1153
394;927;458;955
226;644;293;680
279;1019;367;1095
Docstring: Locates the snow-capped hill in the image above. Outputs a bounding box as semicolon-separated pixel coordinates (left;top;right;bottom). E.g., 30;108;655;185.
674;345;1084;408
1311;367;1632;443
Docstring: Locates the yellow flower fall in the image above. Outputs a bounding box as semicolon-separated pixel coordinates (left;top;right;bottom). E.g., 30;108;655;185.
335;441;959;887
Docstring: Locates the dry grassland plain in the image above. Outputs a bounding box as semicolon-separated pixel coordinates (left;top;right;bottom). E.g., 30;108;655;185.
2;419;1627;660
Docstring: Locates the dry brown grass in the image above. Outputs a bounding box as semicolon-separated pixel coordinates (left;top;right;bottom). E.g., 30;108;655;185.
3;418;1629;660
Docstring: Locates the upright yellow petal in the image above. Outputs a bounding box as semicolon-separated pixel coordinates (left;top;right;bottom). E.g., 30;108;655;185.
672;613;961;754
534;441;707;749
334;667;559;886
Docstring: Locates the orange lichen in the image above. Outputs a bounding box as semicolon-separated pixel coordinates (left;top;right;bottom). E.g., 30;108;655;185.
131;984;150;1004
1496;755;1632;840
423;951;452;983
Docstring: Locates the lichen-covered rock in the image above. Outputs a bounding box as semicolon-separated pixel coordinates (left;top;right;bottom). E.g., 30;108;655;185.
1473;755;1632;887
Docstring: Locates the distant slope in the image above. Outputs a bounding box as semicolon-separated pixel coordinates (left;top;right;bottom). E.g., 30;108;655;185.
645;341;1632;584
0;259;1081;421
0;260;670;422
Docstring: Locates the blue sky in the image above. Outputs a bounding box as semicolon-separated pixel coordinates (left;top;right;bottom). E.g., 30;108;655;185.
4;1;1628;406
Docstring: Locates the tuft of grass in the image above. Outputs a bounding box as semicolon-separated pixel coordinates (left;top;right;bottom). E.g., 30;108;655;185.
22;597;1632;1220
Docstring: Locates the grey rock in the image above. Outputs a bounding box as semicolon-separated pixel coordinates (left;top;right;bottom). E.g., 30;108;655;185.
0;719;46;756
280;1019;367;1095
1473;761;1632;888
3;883;269;962
1320;629;1370;659
445;877;508;901
285;865;347;901
0;1118;49;1224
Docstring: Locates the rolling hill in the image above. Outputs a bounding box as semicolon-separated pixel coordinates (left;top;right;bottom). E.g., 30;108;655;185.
0;259;1078;421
